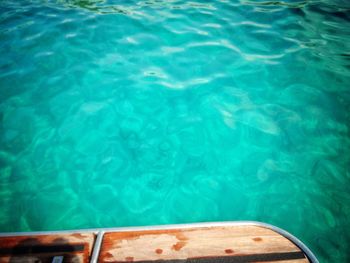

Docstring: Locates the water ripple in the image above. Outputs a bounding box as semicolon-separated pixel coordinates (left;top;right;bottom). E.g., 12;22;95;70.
0;0;350;262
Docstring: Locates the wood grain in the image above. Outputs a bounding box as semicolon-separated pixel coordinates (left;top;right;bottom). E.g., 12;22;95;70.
98;226;310;263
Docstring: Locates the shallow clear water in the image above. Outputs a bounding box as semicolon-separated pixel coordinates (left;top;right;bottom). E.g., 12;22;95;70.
1;0;350;261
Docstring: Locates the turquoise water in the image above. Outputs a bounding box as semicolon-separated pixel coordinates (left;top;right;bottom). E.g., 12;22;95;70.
0;0;350;261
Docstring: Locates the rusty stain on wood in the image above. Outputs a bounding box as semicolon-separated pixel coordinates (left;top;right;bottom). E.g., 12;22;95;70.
155;248;163;254
172;232;189;251
105;252;114;259
172;241;187;251
176;232;189;241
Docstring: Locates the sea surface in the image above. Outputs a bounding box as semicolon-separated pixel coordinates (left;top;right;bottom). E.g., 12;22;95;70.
1;0;350;262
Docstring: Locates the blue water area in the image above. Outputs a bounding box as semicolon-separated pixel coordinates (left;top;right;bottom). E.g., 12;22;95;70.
1;0;350;262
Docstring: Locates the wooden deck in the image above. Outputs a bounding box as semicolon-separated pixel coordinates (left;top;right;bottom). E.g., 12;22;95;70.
0;232;95;263
0;224;311;263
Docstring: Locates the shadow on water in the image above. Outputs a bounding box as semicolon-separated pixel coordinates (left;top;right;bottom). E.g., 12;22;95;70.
54;0;209;14
0;237;82;263
56;0;134;14
240;0;309;9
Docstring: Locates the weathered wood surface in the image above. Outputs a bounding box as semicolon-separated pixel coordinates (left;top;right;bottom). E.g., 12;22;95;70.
99;226;310;262
0;233;95;263
0;225;311;263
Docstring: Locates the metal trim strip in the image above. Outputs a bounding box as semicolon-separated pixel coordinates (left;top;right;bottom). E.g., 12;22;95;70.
90;231;104;263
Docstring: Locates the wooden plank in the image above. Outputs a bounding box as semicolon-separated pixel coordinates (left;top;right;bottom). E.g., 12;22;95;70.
0;232;95;263
99;226;310;262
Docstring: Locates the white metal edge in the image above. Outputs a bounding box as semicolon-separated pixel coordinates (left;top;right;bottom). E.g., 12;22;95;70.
0;221;319;263
89;231;104;263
